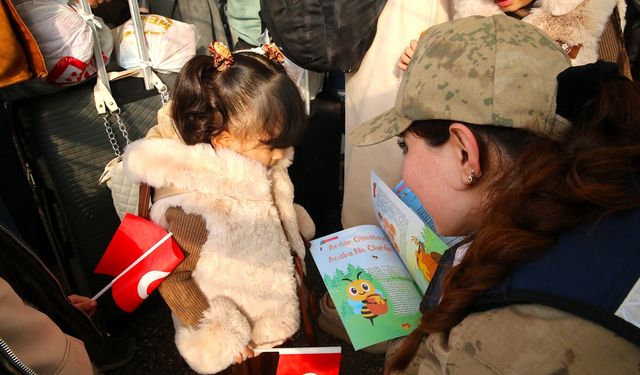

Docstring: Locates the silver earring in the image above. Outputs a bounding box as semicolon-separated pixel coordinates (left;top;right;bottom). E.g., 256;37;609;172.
467;170;477;183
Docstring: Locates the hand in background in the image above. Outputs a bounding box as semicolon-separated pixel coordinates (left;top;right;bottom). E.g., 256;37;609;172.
398;39;418;71
68;294;97;317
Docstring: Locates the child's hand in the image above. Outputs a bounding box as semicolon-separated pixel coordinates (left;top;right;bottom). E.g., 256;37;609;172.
398;39;418;71
68;294;97;317
234;346;255;364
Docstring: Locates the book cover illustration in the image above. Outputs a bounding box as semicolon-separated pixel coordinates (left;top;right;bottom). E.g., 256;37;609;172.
311;225;422;350
371;171;448;293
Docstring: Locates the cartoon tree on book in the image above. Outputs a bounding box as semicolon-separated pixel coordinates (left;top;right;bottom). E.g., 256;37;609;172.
323;267;350;289
421;226;445;250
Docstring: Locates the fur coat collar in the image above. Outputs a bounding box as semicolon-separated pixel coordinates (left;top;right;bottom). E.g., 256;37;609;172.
124;137;288;203
453;0;625;66
123;137;309;259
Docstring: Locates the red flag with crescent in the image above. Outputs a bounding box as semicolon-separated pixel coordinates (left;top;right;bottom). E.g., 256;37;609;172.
275;347;341;375
94;213;184;312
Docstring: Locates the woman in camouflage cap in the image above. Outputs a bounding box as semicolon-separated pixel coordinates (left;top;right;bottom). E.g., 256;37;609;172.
351;15;640;374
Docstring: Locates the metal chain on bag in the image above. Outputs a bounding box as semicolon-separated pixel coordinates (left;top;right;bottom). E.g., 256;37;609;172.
114;110;131;147
159;84;169;105
87;0;171;221
98;70;170;157
100;91;167;157
102;114;122;157
80;0;169;158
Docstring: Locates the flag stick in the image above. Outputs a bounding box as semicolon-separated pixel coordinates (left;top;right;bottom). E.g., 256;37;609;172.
253;347;342;354
91;232;174;301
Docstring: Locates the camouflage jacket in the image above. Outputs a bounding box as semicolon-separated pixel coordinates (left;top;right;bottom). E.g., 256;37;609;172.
388;303;640;374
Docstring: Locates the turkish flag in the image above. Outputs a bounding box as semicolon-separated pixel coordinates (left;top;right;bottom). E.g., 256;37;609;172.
275;347;341;375
94;213;184;312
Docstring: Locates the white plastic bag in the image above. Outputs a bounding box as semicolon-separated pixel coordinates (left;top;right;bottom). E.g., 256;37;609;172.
13;0;113;86
112;14;197;73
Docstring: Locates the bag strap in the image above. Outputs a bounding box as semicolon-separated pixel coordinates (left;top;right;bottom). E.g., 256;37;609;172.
292;248;318;346
611;6;632;80
137;183;152;219
76;0;111;92
125;0;155;89
77;0;168;158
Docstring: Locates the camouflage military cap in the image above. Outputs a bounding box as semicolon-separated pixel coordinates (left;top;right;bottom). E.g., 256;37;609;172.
350;15;571;146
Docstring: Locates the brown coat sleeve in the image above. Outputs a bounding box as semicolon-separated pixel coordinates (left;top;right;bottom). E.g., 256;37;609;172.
0;278;93;375
158;207;211;327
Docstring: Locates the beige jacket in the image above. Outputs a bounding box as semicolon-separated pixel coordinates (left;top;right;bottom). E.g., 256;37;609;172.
388;304;640;374
0;278;93;375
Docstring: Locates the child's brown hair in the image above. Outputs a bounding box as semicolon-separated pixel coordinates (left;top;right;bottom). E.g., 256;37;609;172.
171;52;306;148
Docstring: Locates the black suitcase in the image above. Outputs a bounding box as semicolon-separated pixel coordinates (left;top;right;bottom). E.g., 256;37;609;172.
11;74;175;320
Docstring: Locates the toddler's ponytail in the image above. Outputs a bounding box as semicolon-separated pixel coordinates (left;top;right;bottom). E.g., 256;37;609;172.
172;55;227;145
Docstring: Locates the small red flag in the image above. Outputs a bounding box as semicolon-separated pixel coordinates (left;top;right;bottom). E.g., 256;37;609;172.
94;213;184;312
274;347;341;375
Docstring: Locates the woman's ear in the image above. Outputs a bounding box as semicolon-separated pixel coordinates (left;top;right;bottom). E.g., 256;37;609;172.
448;123;482;184
210;130;232;149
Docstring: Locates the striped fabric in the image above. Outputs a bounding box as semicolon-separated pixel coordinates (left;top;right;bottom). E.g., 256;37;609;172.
598;15;623;63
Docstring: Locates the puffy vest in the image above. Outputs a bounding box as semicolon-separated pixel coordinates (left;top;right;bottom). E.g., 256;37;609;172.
421;207;640;346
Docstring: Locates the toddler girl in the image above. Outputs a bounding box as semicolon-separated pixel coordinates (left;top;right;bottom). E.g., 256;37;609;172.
123;42;315;374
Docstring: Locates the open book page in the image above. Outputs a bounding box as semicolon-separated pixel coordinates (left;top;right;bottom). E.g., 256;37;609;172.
310;225;422;350
371;171;448;294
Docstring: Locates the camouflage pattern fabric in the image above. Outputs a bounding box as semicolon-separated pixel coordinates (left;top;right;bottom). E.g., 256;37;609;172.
350;15;571;146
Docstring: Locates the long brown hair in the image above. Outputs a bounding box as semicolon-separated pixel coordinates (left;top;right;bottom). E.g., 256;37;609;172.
388;68;640;372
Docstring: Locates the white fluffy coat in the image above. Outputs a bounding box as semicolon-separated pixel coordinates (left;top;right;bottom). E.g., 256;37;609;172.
123;138;313;374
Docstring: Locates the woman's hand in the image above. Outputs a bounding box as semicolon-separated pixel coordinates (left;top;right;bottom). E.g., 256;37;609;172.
398;39;418;71
234;346;255;364
68;294;97;317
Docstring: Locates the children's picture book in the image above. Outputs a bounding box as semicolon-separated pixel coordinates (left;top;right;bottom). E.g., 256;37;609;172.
310;171;450;350
393;180;461;248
